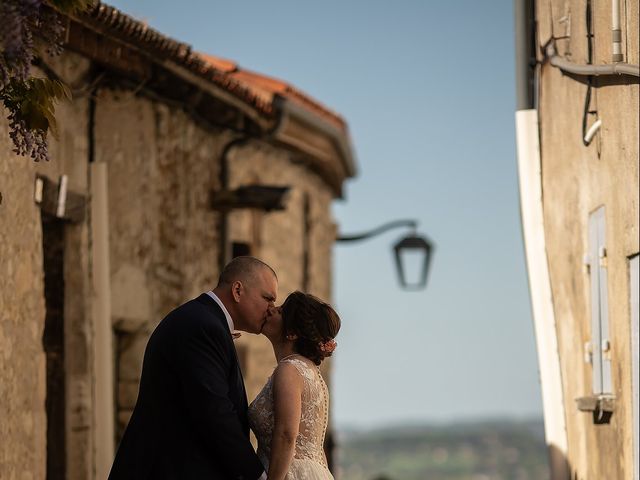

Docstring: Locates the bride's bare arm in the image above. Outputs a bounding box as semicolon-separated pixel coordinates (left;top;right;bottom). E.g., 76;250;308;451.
267;362;303;480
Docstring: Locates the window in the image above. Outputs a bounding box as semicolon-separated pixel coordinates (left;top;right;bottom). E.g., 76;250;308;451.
588;206;612;395
232;242;252;258
41;214;66;480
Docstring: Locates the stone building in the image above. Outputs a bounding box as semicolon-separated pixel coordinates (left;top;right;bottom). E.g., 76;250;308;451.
514;0;638;478
0;3;356;479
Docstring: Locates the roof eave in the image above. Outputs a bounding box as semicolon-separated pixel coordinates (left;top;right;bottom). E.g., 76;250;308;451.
59;3;276;133
272;95;357;198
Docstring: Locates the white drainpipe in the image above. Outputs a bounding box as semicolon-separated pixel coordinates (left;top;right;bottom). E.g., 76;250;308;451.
612;0;623;63
91;161;115;478
515;110;570;479
515;1;570;477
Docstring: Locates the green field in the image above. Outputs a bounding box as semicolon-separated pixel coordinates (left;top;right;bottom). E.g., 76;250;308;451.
336;419;549;480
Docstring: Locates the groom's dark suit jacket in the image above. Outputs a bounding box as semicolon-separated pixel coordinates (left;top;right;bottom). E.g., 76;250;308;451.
108;294;264;480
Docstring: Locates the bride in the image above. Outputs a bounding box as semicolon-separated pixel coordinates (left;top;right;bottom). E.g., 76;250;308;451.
248;291;341;480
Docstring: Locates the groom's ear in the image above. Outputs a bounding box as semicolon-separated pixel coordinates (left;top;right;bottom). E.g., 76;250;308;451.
231;280;243;302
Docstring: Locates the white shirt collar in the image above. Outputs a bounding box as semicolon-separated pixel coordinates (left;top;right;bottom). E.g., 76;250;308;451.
206;291;235;333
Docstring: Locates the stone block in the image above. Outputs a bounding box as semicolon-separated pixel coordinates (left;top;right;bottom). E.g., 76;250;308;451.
118;332;149;381
118;381;140;410
67;374;92;430
118;410;133;437
111;263;151;331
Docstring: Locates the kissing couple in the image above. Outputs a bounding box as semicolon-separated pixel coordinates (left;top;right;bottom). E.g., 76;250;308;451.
108;256;341;479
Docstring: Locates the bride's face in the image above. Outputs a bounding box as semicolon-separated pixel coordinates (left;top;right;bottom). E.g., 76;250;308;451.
262;305;284;340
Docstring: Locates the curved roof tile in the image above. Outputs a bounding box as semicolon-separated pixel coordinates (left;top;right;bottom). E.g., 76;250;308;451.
198;54;347;131
81;3;347;131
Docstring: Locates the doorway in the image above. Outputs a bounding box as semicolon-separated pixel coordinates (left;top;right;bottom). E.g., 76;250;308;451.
41;214;66;480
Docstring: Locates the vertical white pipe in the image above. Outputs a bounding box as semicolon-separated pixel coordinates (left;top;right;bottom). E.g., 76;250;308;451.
56;174;68;218
91;162;115;479
515;109;570;480
612;0;621;30
612;0;623;62
630;255;639;480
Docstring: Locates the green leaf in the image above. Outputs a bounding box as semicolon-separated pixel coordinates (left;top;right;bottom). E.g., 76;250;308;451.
43;109;59;139
53;80;72;101
26;108;50;132
8;77;70;139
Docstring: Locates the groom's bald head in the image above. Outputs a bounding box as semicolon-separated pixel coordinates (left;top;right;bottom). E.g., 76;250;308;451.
217;256;277;288
214;256;278;334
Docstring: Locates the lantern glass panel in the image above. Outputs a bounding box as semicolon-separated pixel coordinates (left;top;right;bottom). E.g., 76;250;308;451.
397;248;426;287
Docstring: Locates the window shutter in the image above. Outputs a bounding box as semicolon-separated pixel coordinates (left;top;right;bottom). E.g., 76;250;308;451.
589;206;612;394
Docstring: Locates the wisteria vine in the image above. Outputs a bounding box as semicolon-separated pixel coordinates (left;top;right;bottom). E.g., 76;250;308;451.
0;0;88;161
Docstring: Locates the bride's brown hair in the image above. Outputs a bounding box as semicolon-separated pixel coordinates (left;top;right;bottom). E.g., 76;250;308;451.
281;291;341;365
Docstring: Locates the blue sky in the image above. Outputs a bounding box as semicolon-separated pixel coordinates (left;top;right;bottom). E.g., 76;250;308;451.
108;0;543;428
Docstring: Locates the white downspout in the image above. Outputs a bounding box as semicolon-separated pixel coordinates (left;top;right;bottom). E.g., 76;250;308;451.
611;0;623;63
91;161;115;479
515;1;570;476
515;110;570;480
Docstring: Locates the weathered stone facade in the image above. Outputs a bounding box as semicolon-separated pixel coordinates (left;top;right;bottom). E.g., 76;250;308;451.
523;0;639;478
226;141;337;400
0;4;355;479
0;118;47;480
95;87;229;435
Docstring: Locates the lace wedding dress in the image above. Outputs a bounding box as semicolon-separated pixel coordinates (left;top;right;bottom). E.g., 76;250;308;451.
248;355;334;479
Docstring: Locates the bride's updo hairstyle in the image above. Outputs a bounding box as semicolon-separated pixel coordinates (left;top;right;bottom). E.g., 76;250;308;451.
281;291;341;365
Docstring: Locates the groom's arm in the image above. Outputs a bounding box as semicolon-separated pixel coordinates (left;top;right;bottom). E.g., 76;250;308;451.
176;312;264;480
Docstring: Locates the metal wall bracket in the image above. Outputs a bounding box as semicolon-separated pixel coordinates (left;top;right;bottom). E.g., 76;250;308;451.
576;394;615;412
576;394;616;424
34;174;86;223
210;185;290;212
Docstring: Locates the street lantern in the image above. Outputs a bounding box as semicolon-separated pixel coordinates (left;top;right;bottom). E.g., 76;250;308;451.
336;219;434;290
393;233;433;289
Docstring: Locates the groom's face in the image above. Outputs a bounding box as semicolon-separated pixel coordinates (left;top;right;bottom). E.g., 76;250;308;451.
237;268;278;334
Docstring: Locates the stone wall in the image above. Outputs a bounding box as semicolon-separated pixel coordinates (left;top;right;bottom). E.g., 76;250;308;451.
46;59;94;480
95;87;340;440
0;113;47;480
92;88;229;435
536;0;639;477
1;48;343;480
0;50;95;480
226;141;337;402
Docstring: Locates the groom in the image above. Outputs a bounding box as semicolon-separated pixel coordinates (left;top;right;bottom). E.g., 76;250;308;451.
108;256;277;479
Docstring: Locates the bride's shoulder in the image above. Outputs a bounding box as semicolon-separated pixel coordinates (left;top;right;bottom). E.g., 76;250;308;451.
276;355;315;379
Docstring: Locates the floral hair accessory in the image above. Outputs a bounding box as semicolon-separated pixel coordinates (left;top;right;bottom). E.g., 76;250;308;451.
318;339;337;354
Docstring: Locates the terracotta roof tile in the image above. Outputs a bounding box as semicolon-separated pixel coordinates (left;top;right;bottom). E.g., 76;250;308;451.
77;3;346;131
198;54;237;73
80;3;273;116
198;54;346;130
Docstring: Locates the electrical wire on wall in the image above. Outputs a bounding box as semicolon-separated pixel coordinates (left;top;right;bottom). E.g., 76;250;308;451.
582;0;601;154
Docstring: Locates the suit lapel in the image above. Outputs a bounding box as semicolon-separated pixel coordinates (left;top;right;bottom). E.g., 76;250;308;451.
196;293;249;431
228;332;249;433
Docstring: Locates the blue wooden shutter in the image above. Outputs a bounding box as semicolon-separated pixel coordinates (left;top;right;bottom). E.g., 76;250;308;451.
589;206;612;394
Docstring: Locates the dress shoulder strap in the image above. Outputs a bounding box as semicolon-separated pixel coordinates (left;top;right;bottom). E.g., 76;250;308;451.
279;356;316;381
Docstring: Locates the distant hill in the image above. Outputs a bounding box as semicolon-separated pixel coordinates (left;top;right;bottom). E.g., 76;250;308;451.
336;418;549;480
